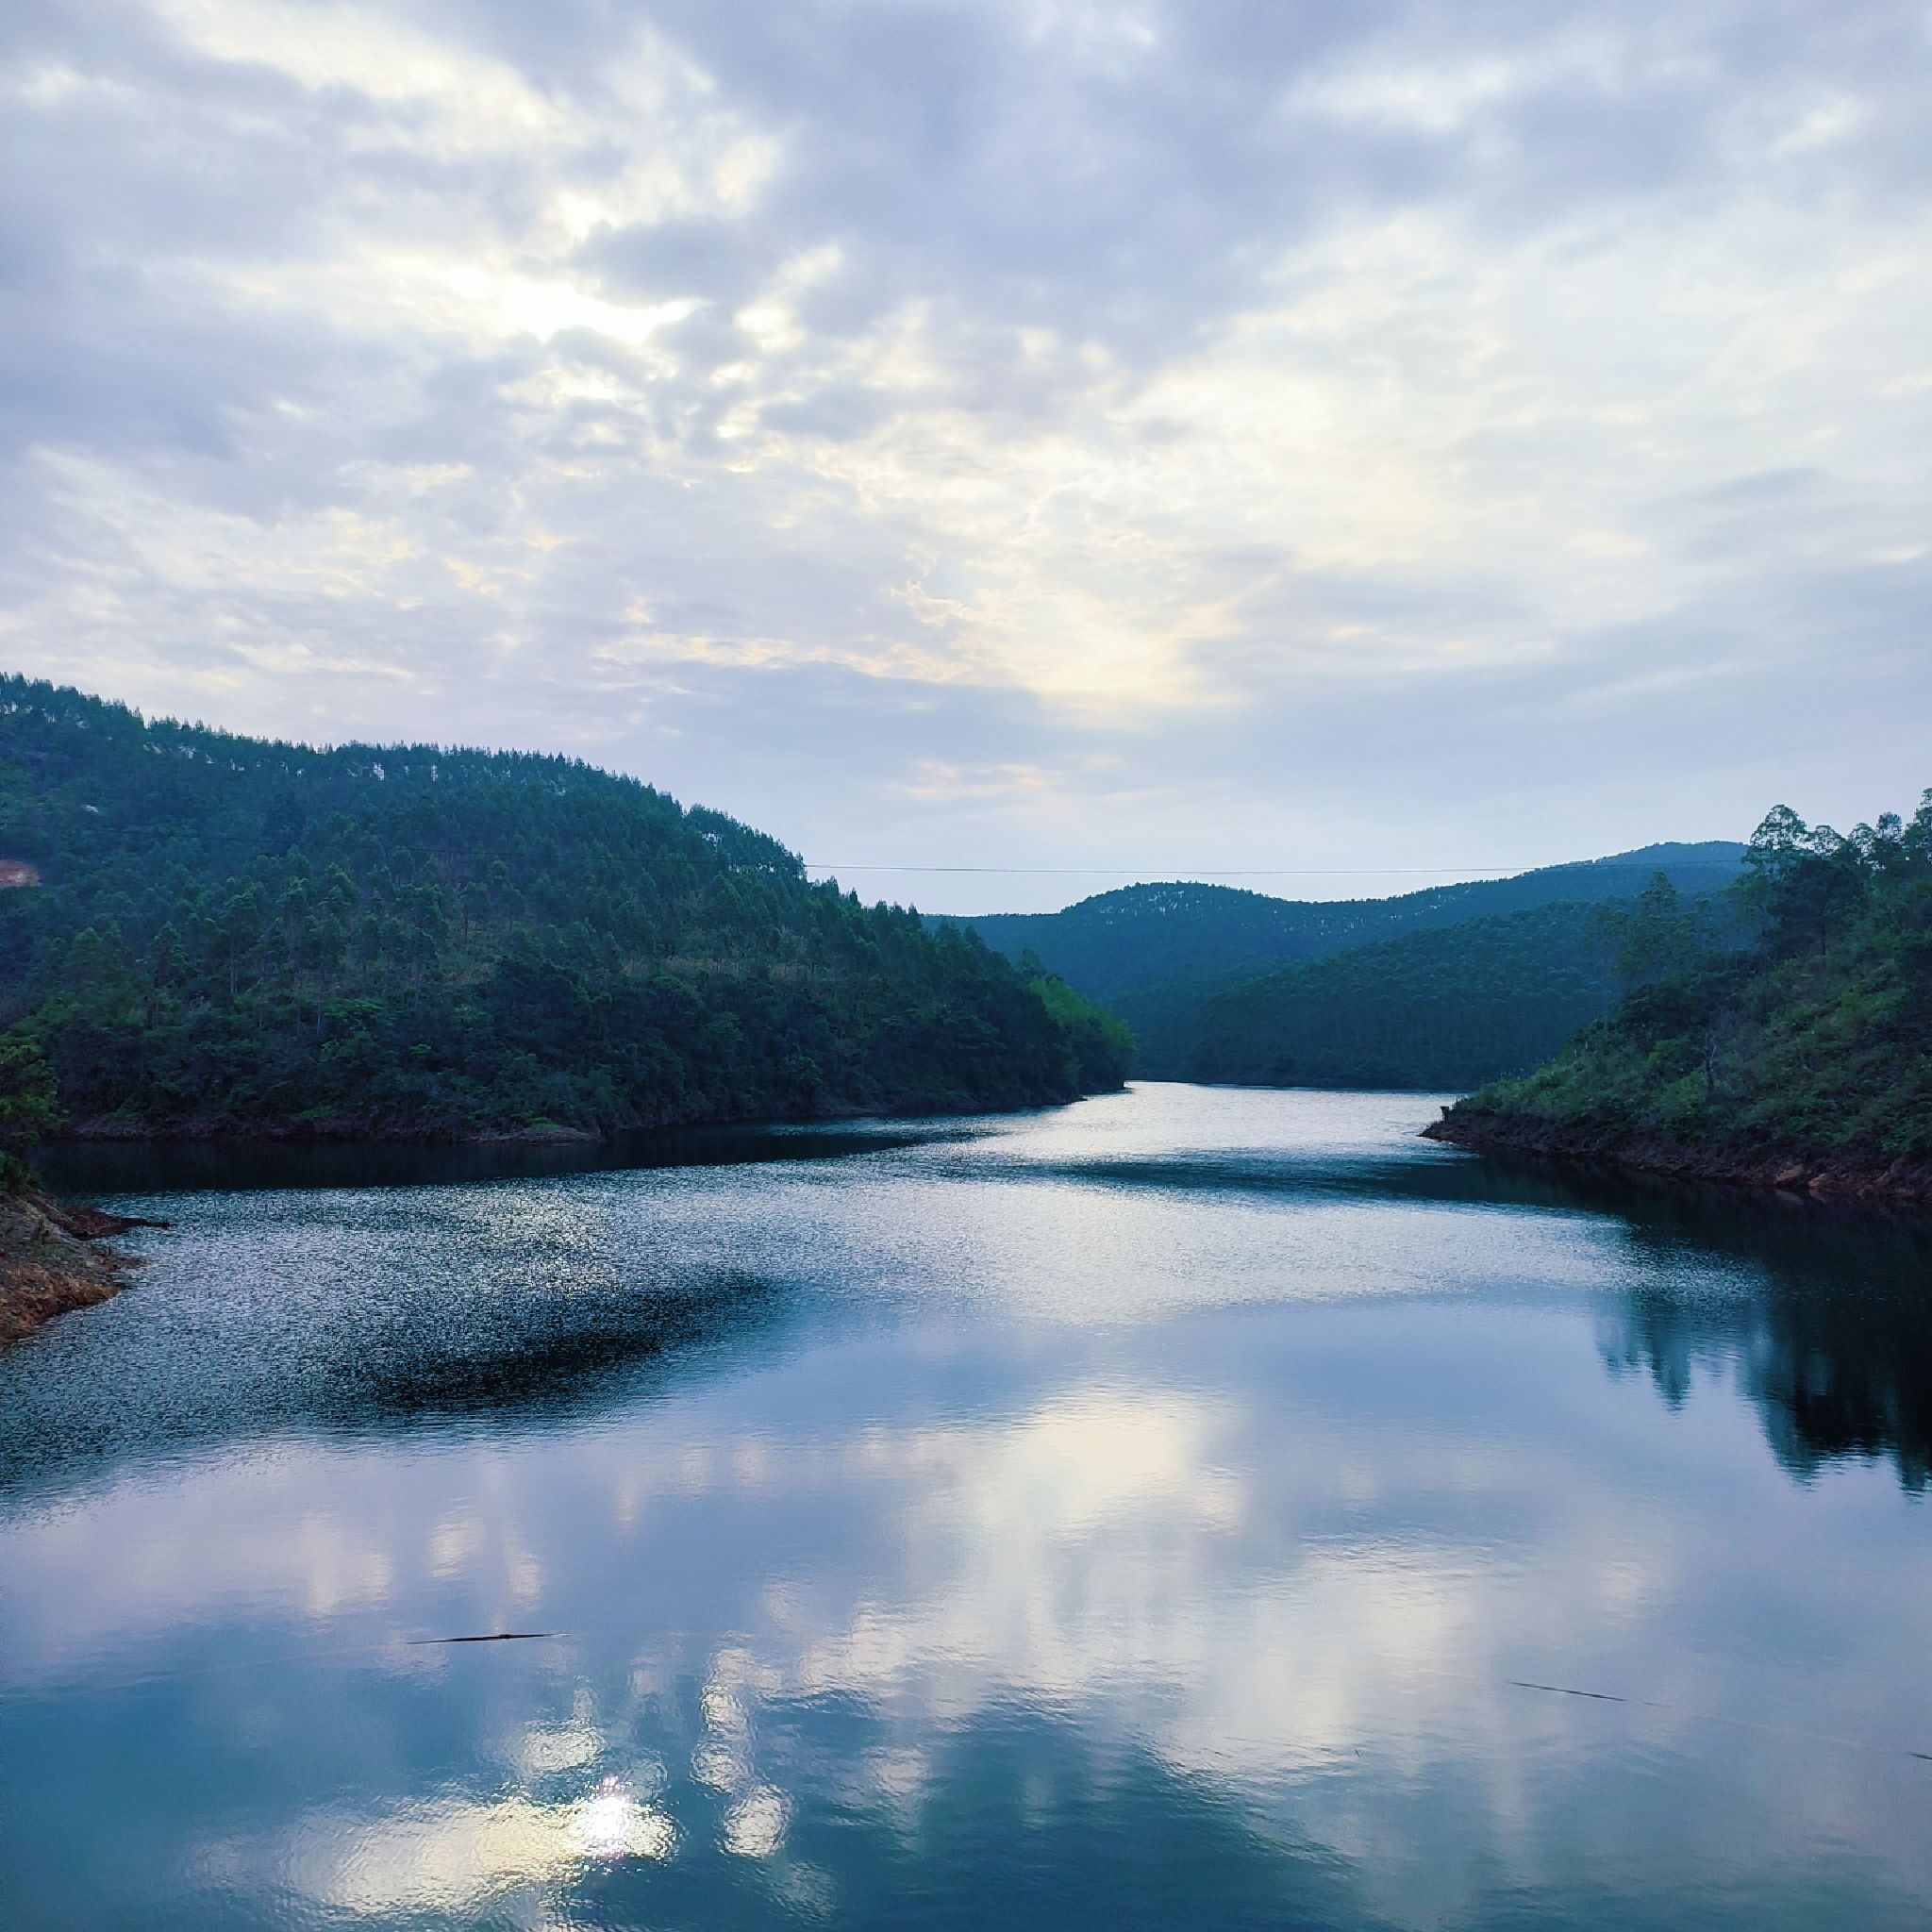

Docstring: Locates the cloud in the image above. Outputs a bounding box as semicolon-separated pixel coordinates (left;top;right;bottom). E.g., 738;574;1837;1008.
4;0;1930;907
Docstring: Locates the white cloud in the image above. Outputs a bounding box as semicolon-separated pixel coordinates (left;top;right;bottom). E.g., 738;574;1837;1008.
5;0;1930;906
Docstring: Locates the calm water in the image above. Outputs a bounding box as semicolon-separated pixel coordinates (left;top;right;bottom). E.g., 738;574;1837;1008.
5;1084;1931;1930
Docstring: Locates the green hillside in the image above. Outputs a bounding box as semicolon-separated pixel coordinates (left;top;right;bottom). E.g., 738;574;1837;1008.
1185;900;1624;1091
0;678;1129;1142
958;845;1745;1008
958;845;1744;1085
1434;797;1932;1185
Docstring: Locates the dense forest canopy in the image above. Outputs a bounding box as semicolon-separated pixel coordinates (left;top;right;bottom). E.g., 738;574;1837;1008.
1182;901;1627;1091
958;844;1745;1007
958;845;1745;1087
1441;794;1932;1164
0;678;1130;1144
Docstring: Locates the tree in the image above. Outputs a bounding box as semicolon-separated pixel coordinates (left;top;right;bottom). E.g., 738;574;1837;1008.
0;1034;61;1187
1607;874;1701;988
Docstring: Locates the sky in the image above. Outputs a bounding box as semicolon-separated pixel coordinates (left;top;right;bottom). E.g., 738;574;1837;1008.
5;1;1930;913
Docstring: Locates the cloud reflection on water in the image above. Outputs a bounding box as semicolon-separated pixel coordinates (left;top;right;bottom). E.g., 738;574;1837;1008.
6;1090;1932;1928
91;1339;1923;1927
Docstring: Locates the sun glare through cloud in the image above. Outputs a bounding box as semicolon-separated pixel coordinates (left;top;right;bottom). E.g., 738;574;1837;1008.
5;0;1930;905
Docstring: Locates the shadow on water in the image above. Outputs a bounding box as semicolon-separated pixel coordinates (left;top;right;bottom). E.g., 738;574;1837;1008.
1002;1141;1932;1494
0;1261;787;1501
41;1120;978;1196
341;1266;783;1424
1601;1257;1932;1495
1401;1154;1932;1494
20;1116;1932;1501
1427;1154;1932;1495
1001;1140;1926;1230
11;1120;966;1496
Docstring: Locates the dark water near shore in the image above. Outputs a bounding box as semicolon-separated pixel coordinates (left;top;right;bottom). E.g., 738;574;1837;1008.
5;1084;1930;1929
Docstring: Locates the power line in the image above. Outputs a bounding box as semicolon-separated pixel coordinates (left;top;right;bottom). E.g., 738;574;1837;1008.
801;863;1528;877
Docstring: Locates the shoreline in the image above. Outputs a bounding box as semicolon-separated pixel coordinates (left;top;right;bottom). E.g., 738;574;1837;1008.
60;1116;606;1147
0;1191;162;1346
53;1084;1120;1151
1423;1110;1932;1207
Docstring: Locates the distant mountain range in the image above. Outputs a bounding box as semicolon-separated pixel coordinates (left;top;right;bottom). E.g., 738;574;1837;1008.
944;843;1749;1086
953;844;1747;998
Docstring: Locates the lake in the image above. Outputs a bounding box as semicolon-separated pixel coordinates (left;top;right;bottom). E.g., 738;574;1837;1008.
4;1083;1930;1930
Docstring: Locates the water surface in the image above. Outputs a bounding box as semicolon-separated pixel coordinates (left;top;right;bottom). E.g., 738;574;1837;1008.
5;1085;1930;1929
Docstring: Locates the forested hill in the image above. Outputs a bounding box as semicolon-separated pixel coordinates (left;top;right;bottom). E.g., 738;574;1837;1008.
1430;797;1932;1199
1182;900;1623;1092
958;844;1746;1006
0;678;1131;1143
953;844;1744;1085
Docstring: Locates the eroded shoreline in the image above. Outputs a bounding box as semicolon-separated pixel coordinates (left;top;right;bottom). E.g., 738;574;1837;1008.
0;1191;158;1345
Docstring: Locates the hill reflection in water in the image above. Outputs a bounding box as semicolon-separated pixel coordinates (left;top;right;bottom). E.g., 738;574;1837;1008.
4;1085;1930;1930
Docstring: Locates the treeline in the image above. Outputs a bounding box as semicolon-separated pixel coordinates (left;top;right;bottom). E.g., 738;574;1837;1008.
1184;900;1624;1091
1439;795;1932;1170
960;844;1744;1086
961;843;1744;1008
0;678;1131;1144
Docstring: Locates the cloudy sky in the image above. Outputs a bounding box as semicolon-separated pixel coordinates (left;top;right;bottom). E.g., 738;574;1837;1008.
5;1;1929;910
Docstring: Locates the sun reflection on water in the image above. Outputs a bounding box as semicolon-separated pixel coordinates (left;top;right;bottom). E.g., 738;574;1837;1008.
277;1776;676;1919
11;1089;1932;1927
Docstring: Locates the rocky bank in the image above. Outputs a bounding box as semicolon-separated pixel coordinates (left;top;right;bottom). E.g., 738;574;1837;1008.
1424;1109;1932;1206
0;1191;157;1345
